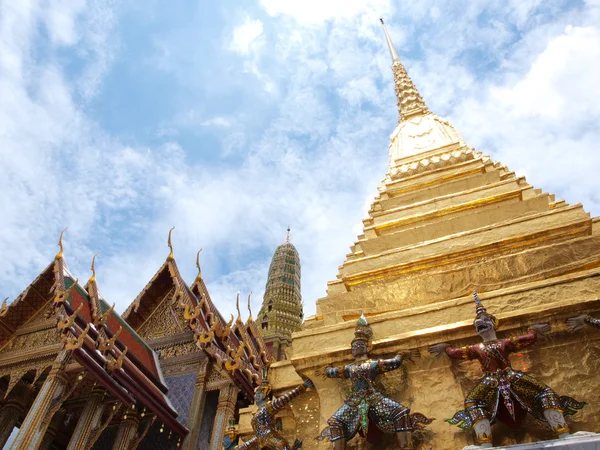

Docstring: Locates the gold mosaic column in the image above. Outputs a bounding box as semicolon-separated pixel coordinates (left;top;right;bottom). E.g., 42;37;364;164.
111;412;139;450
182;360;209;450
9;351;70;450
0;399;25;448
39;409;66;450
66;386;105;450
208;384;239;450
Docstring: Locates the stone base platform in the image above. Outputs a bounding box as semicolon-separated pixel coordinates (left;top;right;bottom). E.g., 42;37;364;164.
463;432;600;450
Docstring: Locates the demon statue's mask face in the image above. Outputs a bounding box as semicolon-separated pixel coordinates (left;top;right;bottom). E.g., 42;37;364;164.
474;314;497;339
351;340;368;358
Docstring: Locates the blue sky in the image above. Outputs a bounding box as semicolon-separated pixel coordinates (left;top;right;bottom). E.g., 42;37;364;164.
1;0;599;320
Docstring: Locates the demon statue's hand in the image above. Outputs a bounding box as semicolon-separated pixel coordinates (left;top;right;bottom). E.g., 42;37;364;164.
428;343;450;357
302;377;315;389
402;348;421;364
566;315;588;332
530;323;551;336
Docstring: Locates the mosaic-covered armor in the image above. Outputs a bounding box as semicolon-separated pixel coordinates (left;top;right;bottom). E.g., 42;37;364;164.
317;314;432;449
430;292;585;447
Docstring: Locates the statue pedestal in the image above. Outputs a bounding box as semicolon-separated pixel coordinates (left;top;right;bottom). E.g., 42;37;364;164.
463;433;600;450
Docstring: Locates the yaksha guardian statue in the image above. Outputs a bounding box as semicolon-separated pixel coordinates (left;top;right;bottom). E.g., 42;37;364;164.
316;313;433;449
236;368;313;450
429;292;585;448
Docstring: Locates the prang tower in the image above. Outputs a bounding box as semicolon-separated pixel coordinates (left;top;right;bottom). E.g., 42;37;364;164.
257;229;303;360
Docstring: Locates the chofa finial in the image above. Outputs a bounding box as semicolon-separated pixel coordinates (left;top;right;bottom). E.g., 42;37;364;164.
56;228;67;260
89;253;98;283
167;227;175;261
236;291;241;320
196;249;203;278
247;292;253;321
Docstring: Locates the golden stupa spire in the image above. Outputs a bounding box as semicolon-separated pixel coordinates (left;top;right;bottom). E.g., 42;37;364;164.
379;18;429;121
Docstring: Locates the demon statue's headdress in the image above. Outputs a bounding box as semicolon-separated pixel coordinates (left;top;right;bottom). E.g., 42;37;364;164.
351;312;373;349
473;291;498;328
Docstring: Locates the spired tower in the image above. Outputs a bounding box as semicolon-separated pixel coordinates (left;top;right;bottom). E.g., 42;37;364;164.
253;19;600;450
257;229;303;361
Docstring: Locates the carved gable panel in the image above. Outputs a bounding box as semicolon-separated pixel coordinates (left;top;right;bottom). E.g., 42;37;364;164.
137;288;187;340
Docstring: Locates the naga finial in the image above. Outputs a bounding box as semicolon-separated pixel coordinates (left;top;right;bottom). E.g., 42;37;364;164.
56;228;67;260
196;249;203;278
247;292;253;321
89;253;98;283
236;291;241;321
167;227;175;261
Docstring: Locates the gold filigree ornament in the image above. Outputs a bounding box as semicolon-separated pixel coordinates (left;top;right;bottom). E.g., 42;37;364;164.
53;278;79;306
94;303;115;327
224;342;246;371
97;326;122;353
107;346;128;372
57;303;83;330
184;304;202;321
215;314;234;339
63;324;91;350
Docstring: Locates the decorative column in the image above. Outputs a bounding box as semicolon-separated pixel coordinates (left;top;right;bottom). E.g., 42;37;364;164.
66;386;106;450
111;412;139;450
208;384;239;450
0;399;25;448
9;351;70;450
182;360;209;450
39;409;66;450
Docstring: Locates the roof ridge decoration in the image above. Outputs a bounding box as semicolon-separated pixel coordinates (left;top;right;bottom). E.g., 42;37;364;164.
196;249;203;280
167;226;175;262
87;253;102;325
380;18;429;122
247;292;253;322
51;228;68;298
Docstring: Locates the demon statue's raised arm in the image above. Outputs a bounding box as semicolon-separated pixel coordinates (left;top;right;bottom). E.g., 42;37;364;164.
236;369;313;450
316;313;433;450
429;292;586;448
566;314;600;331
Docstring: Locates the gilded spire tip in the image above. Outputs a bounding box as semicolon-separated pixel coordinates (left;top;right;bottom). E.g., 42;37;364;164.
379;18;429;121
167;227;175;261
56;227;67;260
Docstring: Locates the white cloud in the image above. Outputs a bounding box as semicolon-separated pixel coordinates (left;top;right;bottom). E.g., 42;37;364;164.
259;0;392;24
2;0;600;327
229;18;264;54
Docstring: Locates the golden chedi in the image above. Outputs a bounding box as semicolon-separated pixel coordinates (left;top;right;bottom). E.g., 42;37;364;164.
254;19;600;450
